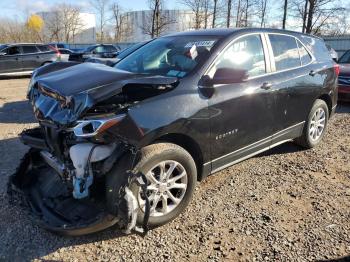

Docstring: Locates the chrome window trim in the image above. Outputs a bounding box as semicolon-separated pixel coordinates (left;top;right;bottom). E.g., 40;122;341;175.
201;32;316;83
266;32;315;73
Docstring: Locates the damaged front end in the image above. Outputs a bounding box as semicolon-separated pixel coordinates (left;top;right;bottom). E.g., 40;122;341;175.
8;62;176;235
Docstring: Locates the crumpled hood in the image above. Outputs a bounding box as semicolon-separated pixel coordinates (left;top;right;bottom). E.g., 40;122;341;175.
29;62;178;126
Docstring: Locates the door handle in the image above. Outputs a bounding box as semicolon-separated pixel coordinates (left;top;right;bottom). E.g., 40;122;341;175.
261;82;272;90
309;70;318;76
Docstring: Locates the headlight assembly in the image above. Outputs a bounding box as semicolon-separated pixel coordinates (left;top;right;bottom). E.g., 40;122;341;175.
73;114;126;137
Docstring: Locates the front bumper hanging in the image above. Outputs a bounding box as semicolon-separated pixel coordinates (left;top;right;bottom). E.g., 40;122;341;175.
7;142;150;236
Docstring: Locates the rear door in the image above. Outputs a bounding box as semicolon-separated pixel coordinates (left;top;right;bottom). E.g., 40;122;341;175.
21;45;42;71
0;46;21;74
266;33;319;141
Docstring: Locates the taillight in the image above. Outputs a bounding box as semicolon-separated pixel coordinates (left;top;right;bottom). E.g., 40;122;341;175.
334;64;340;76
48;45;60;57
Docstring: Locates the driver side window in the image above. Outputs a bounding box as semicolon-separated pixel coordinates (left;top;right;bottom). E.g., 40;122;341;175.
3;46;21;55
208;34;266;79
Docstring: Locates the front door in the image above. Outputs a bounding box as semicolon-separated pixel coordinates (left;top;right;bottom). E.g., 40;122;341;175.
206;33;276;172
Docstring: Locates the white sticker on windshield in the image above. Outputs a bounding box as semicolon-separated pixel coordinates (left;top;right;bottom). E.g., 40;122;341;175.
189;44;198;60
184;40;216;48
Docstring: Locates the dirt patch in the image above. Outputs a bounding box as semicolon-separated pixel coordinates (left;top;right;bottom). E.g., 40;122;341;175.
0;78;349;261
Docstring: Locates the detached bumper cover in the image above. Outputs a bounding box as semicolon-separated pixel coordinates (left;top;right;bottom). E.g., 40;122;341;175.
7;150;119;236
7;148;150;236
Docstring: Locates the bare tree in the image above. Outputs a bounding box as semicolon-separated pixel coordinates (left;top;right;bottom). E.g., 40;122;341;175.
90;0;110;42
44;4;84;43
141;0;174;38
181;0;205;29
302;0;308;32
212;0;218;27
203;0;210;28
235;0;244;27
282;0;288;29
291;0;345;35
111;2;134;42
227;0;232;27
257;0;268;27
61;4;84;43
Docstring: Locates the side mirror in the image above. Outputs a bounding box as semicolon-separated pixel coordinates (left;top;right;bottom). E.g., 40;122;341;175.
211;67;248;85
0;52;6;56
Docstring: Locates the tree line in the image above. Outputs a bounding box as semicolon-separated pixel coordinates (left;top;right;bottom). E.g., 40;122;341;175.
0;0;348;44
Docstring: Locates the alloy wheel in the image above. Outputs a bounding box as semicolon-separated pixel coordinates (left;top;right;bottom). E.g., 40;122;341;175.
137;160;188;217
309;107;326;141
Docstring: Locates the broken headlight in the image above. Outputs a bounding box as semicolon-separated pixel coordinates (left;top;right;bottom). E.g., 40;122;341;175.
73;114;125;138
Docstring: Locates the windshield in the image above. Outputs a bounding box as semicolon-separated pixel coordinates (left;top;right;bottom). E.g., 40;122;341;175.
85;45;97;52
117;42;146;60
114;36;219;78
339;50;350;64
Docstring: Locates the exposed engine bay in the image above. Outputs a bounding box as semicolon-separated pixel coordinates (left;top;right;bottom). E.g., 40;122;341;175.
7;62;178;235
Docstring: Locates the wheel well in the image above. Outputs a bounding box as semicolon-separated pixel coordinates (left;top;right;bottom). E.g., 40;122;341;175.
318;94;332;116
155;133;204;181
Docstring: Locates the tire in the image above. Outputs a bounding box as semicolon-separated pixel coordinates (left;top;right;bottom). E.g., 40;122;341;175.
295;99;329;148
106;143;197;228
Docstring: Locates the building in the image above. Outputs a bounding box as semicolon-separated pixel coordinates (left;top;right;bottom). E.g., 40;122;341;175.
323;35;350;57
37;11;96;44
124;10;197;42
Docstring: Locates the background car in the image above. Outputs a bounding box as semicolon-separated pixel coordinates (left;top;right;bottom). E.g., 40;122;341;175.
85;41;150;66
69;44;120;62
48;43;69;49
337;49;350;101
0;43;59;76
57;48;73;62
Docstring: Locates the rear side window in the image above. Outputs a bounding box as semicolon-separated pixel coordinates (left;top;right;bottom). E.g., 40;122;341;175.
37;45;50;52
22;45;39;54
95;46;105;53
297;41;312;65
269;34;300;71
105;45;117;52
208;34;266;78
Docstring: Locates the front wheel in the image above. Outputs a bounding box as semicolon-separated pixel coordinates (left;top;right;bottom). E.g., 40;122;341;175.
295;99;329;148
107;143;197;228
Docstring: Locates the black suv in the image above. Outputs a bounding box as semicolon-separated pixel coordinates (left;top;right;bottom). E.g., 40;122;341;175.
9;28;338;235
0;44;59;76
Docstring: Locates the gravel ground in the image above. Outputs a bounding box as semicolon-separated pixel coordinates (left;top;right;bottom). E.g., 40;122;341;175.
0;77;349;262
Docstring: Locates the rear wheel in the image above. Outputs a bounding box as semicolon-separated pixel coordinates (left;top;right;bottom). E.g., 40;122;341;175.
295;99;329;148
